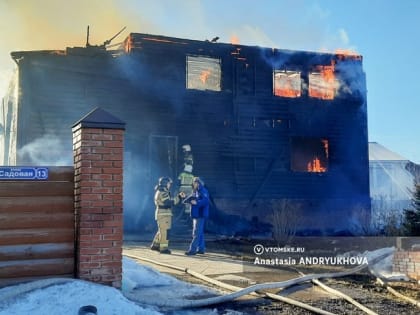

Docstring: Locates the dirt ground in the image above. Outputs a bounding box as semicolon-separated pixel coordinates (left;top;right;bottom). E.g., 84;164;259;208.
125;235;419;314
172;267;419;314
169;237;420;315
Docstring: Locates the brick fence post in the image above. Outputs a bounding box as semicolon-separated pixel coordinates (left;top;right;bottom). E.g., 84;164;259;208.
393;237;420;282
72;107;125;288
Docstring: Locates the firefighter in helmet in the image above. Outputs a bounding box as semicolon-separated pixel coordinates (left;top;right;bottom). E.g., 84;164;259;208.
177;163;195;214
177;144;195;214
151;177;185;254
182;144;194;168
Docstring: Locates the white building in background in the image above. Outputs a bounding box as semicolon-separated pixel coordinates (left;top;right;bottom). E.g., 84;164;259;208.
369;142;416;229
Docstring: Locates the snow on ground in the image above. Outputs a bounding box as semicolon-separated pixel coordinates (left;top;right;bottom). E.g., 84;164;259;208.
0;279;154;315
122;258;224;309
0;257;231;315
363;247;409;281
340;246;408;281
0;248;405;314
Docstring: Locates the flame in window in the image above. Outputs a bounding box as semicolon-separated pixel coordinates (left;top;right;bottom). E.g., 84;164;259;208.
274;70;301;98
291;138;329;173
200;70;211;84
187;55;221;91
309;61;338;100
322;139;329;158
307;157;327;172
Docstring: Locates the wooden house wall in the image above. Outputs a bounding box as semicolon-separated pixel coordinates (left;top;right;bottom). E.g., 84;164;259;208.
0;167;74;287
10;33;370;233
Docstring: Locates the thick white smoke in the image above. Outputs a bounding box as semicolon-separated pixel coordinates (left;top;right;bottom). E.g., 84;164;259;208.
17;134;72;166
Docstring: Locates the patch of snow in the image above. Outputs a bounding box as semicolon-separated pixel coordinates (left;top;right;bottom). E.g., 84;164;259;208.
0;257;224;315
0;279;160;315
363;247;409;281
122;257;177;291
123;258;220;307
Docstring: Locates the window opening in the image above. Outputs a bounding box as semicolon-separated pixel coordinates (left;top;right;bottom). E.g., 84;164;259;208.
291;137;329;173
186;55;221;91
273;70;301;98
309;62;338;100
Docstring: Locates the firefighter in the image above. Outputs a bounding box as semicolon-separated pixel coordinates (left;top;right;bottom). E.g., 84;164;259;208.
185;177;210;255
176;144;195;215
151;177;185;254
177;163;195;214
182;144;194;168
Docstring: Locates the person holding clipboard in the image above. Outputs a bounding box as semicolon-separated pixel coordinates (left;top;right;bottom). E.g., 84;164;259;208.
184;177;209;255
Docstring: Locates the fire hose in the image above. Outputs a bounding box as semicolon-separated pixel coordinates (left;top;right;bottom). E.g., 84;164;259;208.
297;271;378;315
375;277;420;308
123;251;393;310
124;252;335;314
1;251;415;313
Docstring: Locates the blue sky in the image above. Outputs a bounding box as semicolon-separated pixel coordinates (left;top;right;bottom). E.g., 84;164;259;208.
1;0;419;163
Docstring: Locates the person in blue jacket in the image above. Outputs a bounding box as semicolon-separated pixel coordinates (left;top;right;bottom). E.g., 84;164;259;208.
184;177;209;255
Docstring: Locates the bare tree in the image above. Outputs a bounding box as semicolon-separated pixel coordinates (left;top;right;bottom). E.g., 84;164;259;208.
269;199;302;245
350;203;373;235
354;196;402;236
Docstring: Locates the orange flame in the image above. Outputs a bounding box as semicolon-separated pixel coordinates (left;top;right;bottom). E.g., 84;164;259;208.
275;88;301;98
309;60;337;100
307;157;327;172
322;139;329;158
274;71;301;98
200;70;211;84
335;49;362;61
230;35;240;45
320;64;335;81
336;49;357;55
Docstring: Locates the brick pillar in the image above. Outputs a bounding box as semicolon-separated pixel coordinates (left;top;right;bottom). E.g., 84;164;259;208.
393;237;420;281
72;108;125;288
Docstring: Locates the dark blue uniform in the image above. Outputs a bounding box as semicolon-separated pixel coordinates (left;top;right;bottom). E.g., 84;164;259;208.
186;180;209;255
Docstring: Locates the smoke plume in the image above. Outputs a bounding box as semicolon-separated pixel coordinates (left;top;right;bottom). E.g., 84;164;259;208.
17;134;72;166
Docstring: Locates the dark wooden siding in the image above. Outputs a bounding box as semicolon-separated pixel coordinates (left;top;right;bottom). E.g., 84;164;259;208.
0;167;74;287
8;33;370;234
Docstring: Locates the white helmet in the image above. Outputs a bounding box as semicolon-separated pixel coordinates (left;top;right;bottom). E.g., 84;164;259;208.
182;144;191;152
184;164;193;173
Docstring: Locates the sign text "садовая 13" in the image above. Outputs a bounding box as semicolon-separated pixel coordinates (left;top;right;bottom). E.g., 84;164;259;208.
0;167;49;180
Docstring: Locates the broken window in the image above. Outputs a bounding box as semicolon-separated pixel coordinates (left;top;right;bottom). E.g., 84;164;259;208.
291;137;329;173
273;70;301;98
308;63;338;100
186;55;221;91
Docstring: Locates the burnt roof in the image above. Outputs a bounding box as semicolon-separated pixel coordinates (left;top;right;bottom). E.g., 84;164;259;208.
124;32;363;61
10;31;363;68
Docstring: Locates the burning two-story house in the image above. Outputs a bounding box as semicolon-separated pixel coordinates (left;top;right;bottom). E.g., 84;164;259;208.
0;32;370;236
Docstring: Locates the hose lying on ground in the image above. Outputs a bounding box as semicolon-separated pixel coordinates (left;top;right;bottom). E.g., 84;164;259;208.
292;250;419;315
367;253;420;308
375;277;420;308
125;252;337;315
185;267;338;315
297;270;378;315
124;251;392;309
